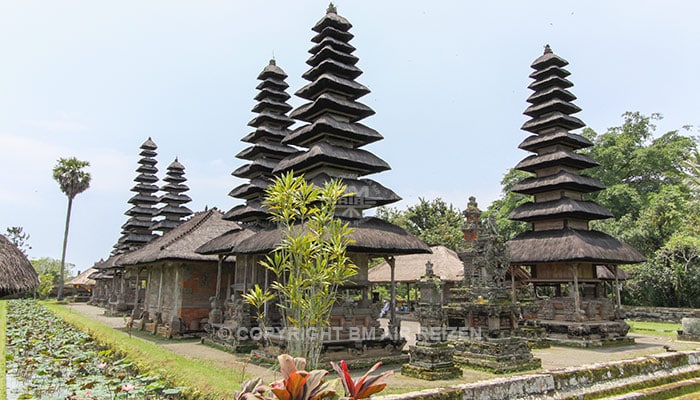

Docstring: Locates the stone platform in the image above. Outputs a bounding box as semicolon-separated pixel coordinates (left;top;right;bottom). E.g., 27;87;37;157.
538;319;635;348
452;336;542;374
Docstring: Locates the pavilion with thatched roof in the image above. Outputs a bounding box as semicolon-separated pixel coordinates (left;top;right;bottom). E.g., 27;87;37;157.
369;245;463;308
118;208;240;337
507;45;645;346
66;267;97;301
0;234;39;297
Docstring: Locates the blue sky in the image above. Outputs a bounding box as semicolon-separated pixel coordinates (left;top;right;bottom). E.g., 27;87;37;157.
1;1;698;271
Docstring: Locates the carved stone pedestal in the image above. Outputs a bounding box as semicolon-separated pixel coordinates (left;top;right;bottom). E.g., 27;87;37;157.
678;318;700;342
402;340;462;380
452;336;541;374
402;262;462;380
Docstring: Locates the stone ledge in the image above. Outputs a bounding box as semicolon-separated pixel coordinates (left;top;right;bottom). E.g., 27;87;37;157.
375;350;700;400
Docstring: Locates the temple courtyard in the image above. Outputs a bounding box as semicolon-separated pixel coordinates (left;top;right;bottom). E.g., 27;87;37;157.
63;302;700;396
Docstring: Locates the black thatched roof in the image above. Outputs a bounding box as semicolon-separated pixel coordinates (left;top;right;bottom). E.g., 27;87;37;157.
518;129;592;152
195;224;260;255
596;265;630;280
119;209;241;266
509;198;613;222
0;234;39;295
273;142;390;176
511;170;605;195
515;149;599;173
232;217;431;256
508;228;646;264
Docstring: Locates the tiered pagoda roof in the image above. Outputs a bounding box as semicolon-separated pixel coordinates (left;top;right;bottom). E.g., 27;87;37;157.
274;3;400;218
114;138;160;254
151;158;192;234
507;46;644;265
224;59;296;224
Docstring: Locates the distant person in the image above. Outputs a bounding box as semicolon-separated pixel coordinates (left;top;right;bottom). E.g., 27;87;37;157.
380;299;390;318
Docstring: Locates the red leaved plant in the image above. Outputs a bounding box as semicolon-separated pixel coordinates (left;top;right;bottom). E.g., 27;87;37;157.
270;354;336;400
235;355;392;400
330;360;393;400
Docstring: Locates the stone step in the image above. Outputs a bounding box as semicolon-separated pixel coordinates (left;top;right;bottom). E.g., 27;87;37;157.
550;365;700;399
604;377;700;399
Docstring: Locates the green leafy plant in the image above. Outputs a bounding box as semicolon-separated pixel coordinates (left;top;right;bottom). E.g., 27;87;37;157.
242;284;277;346
261;172;357;368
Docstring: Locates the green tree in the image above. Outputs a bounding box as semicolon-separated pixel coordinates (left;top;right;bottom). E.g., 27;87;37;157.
5;226;31;256
375;197;464;251
30;257;74;299
483;169;531;241
260;172;356;368
683;149;700;199
52;157;91;300
583;112;696;213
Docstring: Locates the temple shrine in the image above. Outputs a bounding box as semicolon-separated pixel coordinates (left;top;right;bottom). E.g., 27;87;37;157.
507;45;646;346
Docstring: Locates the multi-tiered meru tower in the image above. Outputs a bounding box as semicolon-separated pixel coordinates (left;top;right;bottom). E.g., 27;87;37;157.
152;158;192;234
507;45;645;346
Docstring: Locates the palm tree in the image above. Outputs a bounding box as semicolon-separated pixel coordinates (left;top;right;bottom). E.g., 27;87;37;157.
52;157;91;300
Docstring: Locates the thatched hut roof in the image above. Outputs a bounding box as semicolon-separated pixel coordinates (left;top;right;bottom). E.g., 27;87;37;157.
66;267;97;288
508;228;646;264
596;265;631;280
0;234;39;295
233;217;431;256
368;245;462;283
119;208;241;266
195;224;260;255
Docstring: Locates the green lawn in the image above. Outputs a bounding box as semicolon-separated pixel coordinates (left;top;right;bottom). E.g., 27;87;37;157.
45;302;253;400
1;300;6;400
627;320;681;337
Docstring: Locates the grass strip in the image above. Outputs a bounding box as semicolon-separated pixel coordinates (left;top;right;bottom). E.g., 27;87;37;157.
1;300;6;400
45;302;252;400
627;320;681;337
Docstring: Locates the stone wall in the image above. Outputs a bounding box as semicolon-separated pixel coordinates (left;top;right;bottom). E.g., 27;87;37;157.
623;306;700;323
375;350;700;400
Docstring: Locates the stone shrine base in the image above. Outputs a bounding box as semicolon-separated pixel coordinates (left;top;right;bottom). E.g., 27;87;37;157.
539;319;635;348
452;337;541;374
401;363;463;381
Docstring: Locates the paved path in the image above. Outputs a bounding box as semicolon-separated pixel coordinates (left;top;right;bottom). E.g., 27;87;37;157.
63;303;700;394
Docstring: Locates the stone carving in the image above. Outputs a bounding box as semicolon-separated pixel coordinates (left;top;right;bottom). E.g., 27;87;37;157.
402;261;462;380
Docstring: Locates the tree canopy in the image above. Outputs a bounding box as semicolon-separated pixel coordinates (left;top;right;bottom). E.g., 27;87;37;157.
375;197;464;251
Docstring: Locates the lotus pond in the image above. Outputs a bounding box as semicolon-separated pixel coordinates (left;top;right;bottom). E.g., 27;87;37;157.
5;300;188;399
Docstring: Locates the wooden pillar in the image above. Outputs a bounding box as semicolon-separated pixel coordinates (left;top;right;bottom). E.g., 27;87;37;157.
510;265;517;303
571;264;581;313
243;255;249;294
133;267;143;315
613;264;621;309
387;256;397;337
157;266;164;312
215;255;224;300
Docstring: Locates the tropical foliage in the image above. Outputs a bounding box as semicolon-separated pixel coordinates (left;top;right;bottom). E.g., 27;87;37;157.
52;157;91;300
260;172;357;368
234;354;391;400
375;197;464;251
5;226;32;256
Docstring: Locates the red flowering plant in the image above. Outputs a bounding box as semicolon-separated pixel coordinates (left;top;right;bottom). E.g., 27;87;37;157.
330;360;393;400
